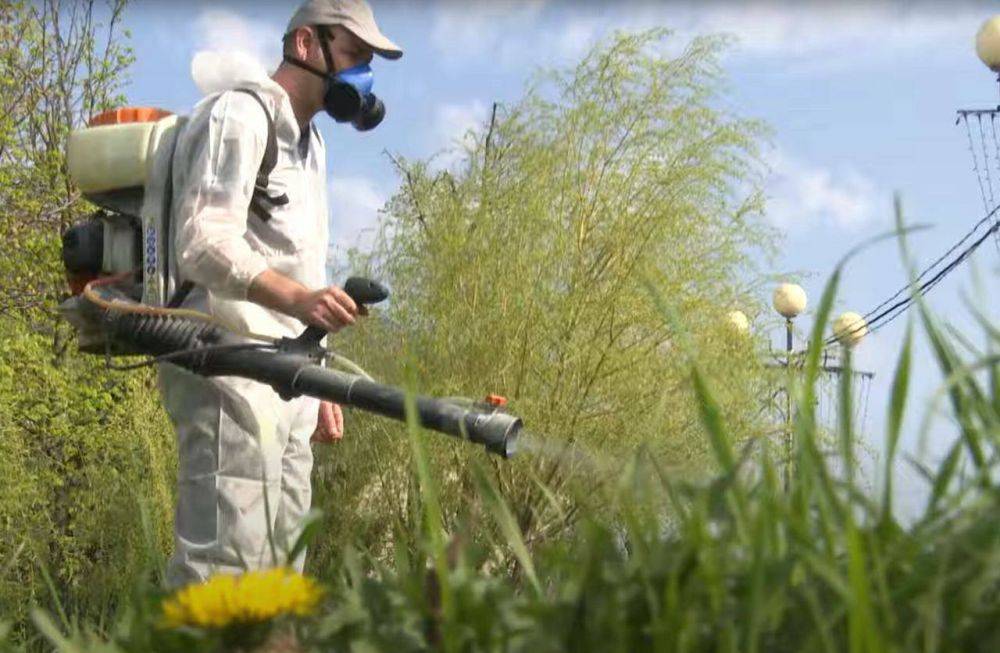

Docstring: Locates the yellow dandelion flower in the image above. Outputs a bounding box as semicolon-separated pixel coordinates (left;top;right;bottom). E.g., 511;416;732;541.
160;567;323;629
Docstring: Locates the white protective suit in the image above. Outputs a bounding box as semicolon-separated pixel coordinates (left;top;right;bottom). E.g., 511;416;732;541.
158;72;329;587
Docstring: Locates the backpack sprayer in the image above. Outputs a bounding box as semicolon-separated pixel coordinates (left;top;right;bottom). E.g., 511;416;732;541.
57;106;520;458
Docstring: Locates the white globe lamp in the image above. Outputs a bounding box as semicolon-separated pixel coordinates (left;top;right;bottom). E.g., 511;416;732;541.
833;311;868;348
976;16;1000;72
772;283;807;319
726;310;750;335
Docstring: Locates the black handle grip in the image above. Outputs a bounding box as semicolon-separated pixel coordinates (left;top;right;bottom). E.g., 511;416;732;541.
299;277;388;345
343;277;390;305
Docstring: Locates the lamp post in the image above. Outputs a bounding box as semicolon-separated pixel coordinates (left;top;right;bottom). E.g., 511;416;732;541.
831;311;869;484
772;283;807;489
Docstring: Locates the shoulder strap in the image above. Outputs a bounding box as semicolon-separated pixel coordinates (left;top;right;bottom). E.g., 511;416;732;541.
232;88;289;222
163;90;287;309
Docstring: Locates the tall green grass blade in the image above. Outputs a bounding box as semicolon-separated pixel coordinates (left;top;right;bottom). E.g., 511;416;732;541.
914;354;1000;467
262;476;279;568
1;541;25;582
29;611;74;653
919;309;989;470
798;548;851;600
401;356;456;652
882;323;912;523
993;354;1000;430
690;366;735;474
928;439;963;514
525;462;569;527
837;347;855;488
892;195;989;482
799;584;838;653
286;509;325;569
845;524;882;653
794;265;844;549
35;559;69;633
470;462;541;595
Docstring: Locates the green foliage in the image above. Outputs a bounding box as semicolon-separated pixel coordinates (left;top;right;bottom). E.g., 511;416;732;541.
0;317;175;638
0;0;174;640
0;0;134;317
314;29;777;561
14;227;1000;652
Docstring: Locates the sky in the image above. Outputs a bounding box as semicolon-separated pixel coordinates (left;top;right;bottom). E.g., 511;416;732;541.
117;0;1000;517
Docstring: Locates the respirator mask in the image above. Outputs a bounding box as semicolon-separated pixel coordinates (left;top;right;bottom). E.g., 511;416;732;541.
283;25;385;131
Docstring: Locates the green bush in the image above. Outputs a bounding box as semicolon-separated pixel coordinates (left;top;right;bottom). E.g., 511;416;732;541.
312;29;778;564
0;316;175;636
0;1;176;638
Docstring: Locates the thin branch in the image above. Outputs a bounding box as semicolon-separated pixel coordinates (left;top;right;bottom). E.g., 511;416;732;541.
383;149;428;232
483;101;499;168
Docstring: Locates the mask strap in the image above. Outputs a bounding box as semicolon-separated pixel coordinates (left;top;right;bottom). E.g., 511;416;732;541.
315;25;338;76
282;55;327;79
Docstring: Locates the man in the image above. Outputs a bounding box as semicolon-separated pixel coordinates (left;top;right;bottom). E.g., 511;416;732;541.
158;0;402;587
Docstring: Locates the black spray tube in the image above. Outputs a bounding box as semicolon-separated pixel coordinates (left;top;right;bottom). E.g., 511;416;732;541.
105;277;520;458
161;345;520;458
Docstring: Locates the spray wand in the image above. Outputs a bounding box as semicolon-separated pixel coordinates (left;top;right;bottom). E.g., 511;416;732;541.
70;276;520;458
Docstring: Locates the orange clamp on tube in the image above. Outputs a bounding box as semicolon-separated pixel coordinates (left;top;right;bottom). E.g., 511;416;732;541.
484;394;508;407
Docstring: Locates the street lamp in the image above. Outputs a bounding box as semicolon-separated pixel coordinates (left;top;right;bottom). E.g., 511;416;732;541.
773;282;806;490
773;282;806;355
832;311;868;348
977;15;1000;98
976;15;1000;72
726;309;750;335
772;283;807;319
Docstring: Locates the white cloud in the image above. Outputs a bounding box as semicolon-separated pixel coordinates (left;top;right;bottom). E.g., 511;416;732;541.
328;175;388;256
765;148;881;231
429;1;989;73
191;9;282;94
430;99;491;170
668;3;986;74
429;0;549;67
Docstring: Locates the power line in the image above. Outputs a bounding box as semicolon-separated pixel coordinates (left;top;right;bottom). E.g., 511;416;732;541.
866;218;998;334
825;207;1000;346
859;203;1000;324
815;110;1000;349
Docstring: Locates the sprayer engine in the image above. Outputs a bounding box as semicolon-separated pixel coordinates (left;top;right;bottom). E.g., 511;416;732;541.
62;210;142;295
62;107;183;310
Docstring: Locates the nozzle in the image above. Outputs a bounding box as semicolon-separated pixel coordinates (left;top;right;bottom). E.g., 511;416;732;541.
464;409;520;458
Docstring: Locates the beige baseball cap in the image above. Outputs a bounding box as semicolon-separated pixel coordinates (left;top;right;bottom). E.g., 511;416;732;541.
286;0;403;60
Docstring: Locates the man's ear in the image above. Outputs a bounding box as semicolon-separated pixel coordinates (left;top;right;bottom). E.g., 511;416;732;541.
286;26;316;61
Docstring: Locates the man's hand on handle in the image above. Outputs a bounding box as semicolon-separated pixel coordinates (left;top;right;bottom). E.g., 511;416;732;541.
291;285;369;332
248;269;366;332
248;270;371;444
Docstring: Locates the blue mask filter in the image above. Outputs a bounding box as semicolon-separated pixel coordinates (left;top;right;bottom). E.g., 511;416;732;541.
327;62;385;131
334;63;374;96
281;30;386;131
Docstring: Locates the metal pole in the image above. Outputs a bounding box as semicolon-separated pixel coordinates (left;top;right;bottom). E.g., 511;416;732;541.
840;344;854;487
784;318;793;491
